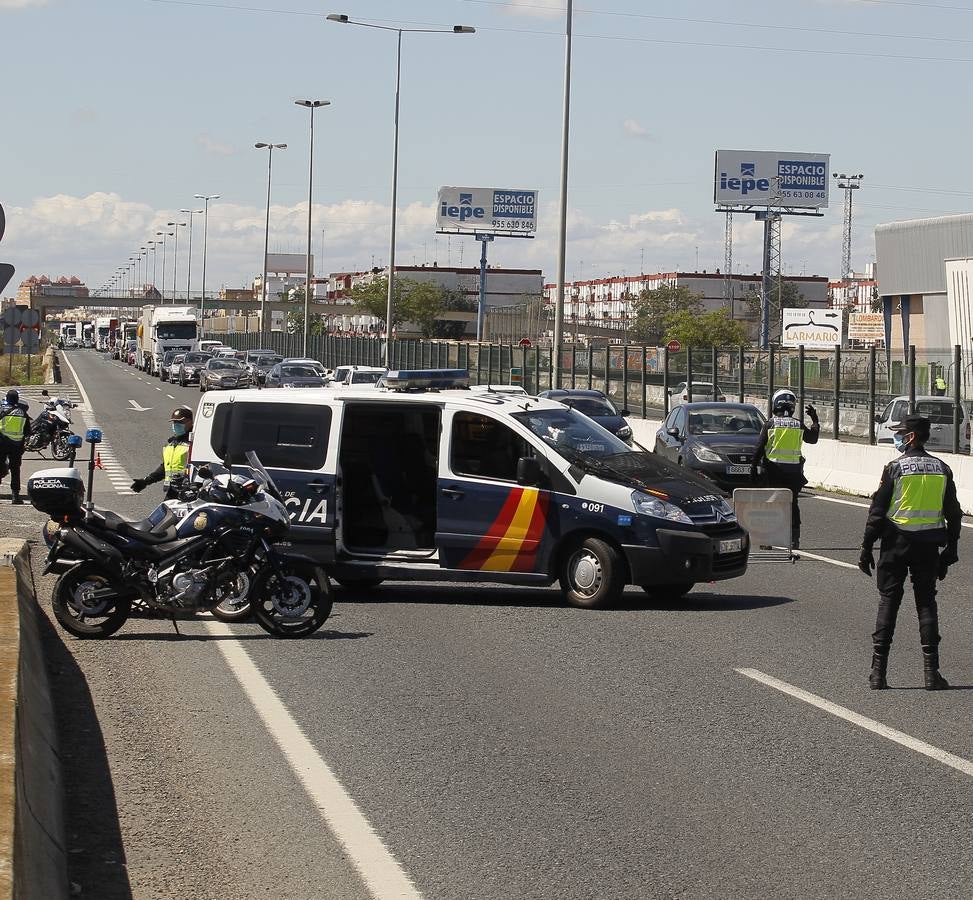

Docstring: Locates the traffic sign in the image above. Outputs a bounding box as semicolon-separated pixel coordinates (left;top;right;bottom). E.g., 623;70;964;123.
666;339;681;354
519;337;532;347
3;324;20;353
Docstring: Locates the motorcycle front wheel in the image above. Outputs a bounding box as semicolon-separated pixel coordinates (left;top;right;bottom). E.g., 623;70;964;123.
51;432;72;461
251;561;332;638
211;568;254;623
52;564;132;638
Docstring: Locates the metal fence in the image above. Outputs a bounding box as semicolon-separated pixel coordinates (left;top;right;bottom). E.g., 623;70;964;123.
206;332;973;455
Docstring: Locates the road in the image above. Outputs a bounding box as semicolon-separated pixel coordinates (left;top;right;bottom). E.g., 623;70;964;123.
5;348;973;900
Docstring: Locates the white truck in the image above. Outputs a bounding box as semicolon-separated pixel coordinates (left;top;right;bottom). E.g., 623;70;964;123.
94;316;118;352
139;305;198;374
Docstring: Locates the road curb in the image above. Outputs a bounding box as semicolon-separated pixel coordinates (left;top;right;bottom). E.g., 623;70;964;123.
0;539;68;900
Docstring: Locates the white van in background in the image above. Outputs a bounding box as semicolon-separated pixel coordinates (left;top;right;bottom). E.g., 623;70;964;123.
875;395;971;454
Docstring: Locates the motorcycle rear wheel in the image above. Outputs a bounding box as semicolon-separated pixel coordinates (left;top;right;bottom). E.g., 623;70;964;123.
51;432;72;461
52;564;132;638
211;568;253;623
24;432;44;452
251;562;332;638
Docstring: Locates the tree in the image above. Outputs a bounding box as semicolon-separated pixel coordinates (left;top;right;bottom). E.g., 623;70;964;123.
286;309;325;336
429;289;477;340
664;307;749;348
744;280;808;322
401;280;447;338
350;277;403;322
629;283;703;345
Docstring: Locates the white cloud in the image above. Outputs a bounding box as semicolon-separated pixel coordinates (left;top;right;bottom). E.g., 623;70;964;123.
0;0;47;7
622;119;650;139
196;134;235;156
498;0;563;19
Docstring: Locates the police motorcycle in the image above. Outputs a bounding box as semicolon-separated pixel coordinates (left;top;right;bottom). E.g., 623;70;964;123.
24;391;76;460
29;448;332;639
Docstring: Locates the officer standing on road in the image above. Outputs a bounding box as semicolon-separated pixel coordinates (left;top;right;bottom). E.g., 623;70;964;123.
130;406;193;499
0;389;31;505
858;415;961;691
933;369;947;396
750;388;820;549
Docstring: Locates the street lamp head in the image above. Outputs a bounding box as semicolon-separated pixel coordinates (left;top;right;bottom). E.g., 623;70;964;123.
295;99;331;108
194;194;220;201
255;142;269;148
453;25;475;33
275;143;288;149
326;13;348;22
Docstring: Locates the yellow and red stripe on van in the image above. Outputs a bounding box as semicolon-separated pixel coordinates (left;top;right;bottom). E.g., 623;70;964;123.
460;487;550;573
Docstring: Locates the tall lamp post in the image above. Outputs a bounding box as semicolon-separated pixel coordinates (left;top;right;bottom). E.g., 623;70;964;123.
167;221;186;307
180;208;204;303
157;231;173;303
327;14;474;364
194;194;220;328
294;101;329;357
147;241;158;297
553;0;574;387
255;142;287;335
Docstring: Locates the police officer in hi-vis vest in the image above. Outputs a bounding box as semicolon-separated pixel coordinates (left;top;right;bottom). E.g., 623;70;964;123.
858;415;961;691
750;388;820;549
0;389;31;504
131;406;193;499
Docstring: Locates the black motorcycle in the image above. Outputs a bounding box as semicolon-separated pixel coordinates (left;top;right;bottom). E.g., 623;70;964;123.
28;453;331;639
24;394;76;460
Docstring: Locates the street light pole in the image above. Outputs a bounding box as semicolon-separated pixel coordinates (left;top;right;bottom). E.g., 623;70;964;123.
157;231;172;304
167;221;186;307
180;208;203;303
194;194;220;328
148;241;158;297
327;14;474;363
255;142;287;335
295;101;330;357
553;0;574;388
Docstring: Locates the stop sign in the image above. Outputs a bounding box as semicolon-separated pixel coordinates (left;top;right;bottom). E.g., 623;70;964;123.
666;339;681;353
519;337;532;347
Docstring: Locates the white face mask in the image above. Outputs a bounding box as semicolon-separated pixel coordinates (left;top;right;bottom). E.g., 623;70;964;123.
893;432;914;451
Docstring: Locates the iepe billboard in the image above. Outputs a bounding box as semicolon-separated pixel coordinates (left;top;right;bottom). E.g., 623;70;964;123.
437;186;538;234
714;151;830;210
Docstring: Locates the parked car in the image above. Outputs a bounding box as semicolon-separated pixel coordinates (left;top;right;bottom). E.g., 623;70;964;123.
875;395;971;454
243;350;282;384
330;365;388;387
654;402;766;491
199;357;252;392
280;358;329;378
158;350;181;382
197;340;228;354
214;347;243;359
669;381;727;405
537;389;633;443
265;362;327;389
172;351;213;386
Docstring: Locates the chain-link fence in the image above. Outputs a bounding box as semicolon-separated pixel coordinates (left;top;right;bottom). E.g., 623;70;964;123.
205;332;973;455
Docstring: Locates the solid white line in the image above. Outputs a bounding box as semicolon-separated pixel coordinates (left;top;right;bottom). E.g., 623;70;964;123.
205;621;424;900
791;548;859;570
736;668;973;778
815;494;973;529
59;351;93;411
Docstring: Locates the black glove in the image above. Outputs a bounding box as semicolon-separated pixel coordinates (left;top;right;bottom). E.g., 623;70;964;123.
805;404;819;425
858;546;875;577
938;544;959;581
130;478;147;493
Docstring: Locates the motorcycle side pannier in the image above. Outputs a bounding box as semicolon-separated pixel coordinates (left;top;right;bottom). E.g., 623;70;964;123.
27;467;85;520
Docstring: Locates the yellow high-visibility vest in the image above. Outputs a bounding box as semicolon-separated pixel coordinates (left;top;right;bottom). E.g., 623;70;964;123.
766;416;802;465
0;408;27;443
162;442;189;485
887;456;947;532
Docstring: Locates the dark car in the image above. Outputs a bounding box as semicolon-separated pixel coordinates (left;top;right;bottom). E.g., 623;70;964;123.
654;402;766;492
537;389;632;444
244;350;283;384
173;351;213;386
158;350;182;382
265;362;326;389
200;358;252;392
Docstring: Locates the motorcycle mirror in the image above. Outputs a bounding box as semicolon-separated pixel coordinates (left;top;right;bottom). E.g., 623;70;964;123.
41;389;49;396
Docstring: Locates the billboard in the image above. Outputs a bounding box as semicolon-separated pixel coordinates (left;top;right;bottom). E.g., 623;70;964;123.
848;312;885;342
781;307;843;349
437;186;538;234
266;253;313;275
714;151;830;210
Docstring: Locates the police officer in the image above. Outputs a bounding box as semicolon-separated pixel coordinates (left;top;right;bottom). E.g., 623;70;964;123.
858;414;961;691
130;406;193;499
750;388;820;549
0;389;31;504
933;369;947;396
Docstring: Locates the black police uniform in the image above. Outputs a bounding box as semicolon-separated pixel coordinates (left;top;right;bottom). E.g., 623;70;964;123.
859;415;961;690
0;396;31;503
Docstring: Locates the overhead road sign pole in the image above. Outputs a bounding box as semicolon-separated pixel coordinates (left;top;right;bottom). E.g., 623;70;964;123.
553;0;573;388
476;234;493;341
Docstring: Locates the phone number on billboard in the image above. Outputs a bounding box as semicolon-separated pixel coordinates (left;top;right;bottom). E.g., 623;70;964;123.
491;219;535;230
779;191;826;200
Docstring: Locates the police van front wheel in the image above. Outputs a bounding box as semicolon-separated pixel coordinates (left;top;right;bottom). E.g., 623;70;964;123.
560;537;625;609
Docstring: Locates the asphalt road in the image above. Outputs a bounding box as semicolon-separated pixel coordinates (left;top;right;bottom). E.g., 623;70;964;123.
7;348;973;900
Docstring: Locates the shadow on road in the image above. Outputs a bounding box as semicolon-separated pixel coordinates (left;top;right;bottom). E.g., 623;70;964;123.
38;607;133;900
104;629;373;642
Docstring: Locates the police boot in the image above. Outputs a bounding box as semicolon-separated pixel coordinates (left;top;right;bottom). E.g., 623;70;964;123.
922;645;949;691
868;645;889;690
11;492;23;505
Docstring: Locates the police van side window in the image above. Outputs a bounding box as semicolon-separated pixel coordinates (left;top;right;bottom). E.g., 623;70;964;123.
211;403;332;470
451;412;530;481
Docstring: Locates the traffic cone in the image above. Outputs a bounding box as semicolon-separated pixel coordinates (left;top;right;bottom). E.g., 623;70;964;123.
95;453;104;470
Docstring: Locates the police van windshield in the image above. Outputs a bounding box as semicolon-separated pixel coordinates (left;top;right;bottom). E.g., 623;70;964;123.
512;408;631;458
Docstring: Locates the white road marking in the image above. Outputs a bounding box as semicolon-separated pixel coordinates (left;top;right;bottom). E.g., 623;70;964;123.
736;668;973;779
815;494;973;529
206;621;424;900
128;399;152;412
166;394;175;400
791;548;859;570
59;351;92;411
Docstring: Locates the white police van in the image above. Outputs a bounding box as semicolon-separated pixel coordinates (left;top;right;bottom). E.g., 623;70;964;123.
189;370;749;608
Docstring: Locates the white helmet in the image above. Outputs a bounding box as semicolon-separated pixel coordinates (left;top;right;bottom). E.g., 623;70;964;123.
772;389;797;416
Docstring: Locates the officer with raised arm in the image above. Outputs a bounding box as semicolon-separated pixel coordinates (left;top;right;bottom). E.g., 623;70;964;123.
130;406;193;500
750;388;820;549
858;415;961;691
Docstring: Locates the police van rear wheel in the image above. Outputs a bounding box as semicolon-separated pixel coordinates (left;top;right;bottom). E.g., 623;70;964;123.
560;537;625;609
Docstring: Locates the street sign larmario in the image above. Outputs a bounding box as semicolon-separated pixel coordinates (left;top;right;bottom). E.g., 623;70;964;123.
666;339;681;354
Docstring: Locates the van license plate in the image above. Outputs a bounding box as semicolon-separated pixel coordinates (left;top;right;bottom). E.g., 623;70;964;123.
726;465;750;475
718;538;743;554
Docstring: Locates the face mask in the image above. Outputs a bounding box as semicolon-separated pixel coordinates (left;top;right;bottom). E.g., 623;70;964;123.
172;422;187;437
893;432;912;452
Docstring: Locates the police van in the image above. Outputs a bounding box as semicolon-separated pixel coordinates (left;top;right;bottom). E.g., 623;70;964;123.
189;370;749;608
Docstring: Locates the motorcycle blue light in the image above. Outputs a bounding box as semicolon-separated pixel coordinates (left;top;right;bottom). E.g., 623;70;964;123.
67;434;83;448
85;428;103;444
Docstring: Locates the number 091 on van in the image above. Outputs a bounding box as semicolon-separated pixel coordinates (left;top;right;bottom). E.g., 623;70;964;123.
189;374;749;608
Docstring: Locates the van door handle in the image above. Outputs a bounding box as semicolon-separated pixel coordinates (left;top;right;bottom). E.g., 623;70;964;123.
308;479;328;493
441;487;464;500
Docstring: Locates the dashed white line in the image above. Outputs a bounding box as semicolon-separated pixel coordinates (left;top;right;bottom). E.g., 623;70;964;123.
791;548;859;570
736;668;973;779
207;621;424;900
166;394;175;400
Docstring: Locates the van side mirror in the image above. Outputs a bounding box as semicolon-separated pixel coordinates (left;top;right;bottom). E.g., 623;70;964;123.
874;415;883;424
516;456;542;486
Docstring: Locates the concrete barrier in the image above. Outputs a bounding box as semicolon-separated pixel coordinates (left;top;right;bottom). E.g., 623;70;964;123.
0;540;68;900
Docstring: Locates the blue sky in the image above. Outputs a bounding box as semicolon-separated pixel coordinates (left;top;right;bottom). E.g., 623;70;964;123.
4;0;973;294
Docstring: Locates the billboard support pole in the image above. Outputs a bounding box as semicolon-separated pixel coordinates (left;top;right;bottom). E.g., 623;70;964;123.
553;0;574;388
476;234;494;342
760;212;773;350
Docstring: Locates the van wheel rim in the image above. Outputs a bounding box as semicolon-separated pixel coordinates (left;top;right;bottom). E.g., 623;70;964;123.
568;549;602;597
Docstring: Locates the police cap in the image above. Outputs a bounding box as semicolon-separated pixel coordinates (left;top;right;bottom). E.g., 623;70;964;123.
892;415;931;439
170;406;194;423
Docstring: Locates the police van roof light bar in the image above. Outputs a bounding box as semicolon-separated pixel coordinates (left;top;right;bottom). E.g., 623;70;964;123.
382;369;470;392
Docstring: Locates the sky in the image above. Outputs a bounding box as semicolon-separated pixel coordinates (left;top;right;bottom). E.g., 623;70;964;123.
4;0;973;296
